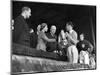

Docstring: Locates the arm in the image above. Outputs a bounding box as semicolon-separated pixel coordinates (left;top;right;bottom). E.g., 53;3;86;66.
42;33;56;42
87;41;94;52
66;31;78;44
58;35;61;43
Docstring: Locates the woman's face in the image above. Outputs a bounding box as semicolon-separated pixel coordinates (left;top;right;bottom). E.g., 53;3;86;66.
44;25;48;32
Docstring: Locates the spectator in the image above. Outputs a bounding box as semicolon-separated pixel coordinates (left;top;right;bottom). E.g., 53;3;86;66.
46;25;57;52
13;6;31;46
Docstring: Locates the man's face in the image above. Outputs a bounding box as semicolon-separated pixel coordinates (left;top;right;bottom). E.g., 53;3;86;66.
50;26;56;34
80;34;84;41
26;9;31;18
66;24;72;31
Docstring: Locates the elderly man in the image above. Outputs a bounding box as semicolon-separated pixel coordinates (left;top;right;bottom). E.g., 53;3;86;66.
46;25;57;52
13;6;31;46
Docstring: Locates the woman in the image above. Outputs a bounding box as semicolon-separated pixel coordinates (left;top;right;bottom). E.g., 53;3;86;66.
58;30;68;56
36;23;56;51
58;30;68;46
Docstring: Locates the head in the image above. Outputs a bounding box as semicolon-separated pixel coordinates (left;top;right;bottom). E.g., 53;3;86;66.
22;7;31;19
40;23;48;32
80;33;84;41
60;30;65;39
50;25;56;35
66;21;73;31
61;30;64;35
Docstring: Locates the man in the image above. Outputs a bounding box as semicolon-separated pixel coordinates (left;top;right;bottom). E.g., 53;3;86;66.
13;6;31;46
77;33;93;65
46;25;57;52
65;22;78;63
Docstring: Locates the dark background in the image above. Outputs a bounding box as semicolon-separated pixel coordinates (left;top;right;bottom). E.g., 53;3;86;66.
12;1;96;47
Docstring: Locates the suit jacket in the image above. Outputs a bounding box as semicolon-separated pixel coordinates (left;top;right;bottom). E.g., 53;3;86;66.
13;15;30;46
46;33;57;52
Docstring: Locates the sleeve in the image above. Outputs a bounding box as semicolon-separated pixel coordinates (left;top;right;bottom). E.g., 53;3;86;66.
86;40;93;50
13;17;23;42
70;31;78;44
41;32;56;42
58;35;61;43
72;31;77;41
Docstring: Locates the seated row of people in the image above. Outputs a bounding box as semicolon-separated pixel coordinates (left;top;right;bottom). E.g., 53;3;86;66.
31;22;95;68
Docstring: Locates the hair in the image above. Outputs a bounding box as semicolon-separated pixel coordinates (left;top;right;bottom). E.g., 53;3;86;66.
80;33;85;37
66;21;74;27
51;25;56;30
40;23;47;31
22;6;30;13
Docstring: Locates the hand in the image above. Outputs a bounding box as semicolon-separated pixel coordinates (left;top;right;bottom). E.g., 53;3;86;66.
66;32;71;39
65;32;69;37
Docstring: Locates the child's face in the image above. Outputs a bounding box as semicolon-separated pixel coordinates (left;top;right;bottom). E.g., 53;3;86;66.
80;34;84;41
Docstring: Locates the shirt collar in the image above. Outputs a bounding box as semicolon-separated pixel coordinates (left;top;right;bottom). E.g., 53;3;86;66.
50;32;55;37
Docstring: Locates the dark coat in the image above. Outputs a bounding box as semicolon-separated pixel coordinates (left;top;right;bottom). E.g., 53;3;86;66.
77;40;93;53
46;33;57;52
30;32;38;48
13;15;30;46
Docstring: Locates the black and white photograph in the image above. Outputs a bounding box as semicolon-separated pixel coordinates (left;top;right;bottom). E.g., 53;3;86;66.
11;0;96;74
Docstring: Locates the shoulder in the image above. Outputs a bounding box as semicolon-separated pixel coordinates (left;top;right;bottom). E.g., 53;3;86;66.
71;30;78;38
84;40;90;44
72;30;77;35
15;15;21;20
14;15;23;24
39;31;45;36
